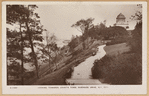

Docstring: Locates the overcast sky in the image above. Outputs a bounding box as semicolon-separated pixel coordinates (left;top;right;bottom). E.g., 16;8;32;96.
35;3;140;42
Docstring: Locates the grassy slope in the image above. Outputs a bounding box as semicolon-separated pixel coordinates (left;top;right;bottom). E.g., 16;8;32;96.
92;43;142;84
33;42;101;85
104;43;129;56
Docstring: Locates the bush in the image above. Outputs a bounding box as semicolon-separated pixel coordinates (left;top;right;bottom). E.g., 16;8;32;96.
92;53;142;85
127;22;142;54
101;26;128;40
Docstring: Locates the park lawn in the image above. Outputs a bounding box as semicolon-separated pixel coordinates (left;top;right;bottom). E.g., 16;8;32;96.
104;43;130;56
92;43;142;84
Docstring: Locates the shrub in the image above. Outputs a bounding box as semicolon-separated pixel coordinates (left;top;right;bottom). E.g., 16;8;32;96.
92;53;142;85
127;22;142;54
101;26;129;40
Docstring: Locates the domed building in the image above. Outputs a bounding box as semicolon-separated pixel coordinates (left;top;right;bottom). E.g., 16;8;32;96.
115;13;129;29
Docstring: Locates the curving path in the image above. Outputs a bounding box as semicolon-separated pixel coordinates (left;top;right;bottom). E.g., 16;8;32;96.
66;45;106;85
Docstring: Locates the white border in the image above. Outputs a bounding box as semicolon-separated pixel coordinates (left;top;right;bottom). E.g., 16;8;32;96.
2;1;147;94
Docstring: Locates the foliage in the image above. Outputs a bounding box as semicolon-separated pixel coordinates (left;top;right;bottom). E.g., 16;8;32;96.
92;4;143;85
7;5;44;83
7;29;28;85
71;18;94;34
70;19;128;52
92;53;142;84
68;35;80;52
7;29;21;58
7;60;21;77
101;26;128;40
128;22;142;53
92;21;142;85
7;5;28;24
71;18;94;49
128;4;142;54
71;18;129;51
130;4;142;22
40;32;60;70
87;22;106;40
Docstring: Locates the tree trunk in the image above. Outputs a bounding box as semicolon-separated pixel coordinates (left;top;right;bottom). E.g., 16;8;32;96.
82;36;86;49
25;22;39;79
53;52;58;70
49;55;52;72
49;55;51;67
7;62;9;85
20;24;24;85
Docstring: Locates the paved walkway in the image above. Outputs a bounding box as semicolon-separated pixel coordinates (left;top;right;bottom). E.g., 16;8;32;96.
66;45;106;85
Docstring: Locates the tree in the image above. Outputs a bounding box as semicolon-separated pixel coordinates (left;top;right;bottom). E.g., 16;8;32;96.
71;18;94;49
41;32;59;70
88;22;107;40
7;5;44;79
128;4;142;53
68;35;78;52
7;28;21;85
7;28;31;85
100;26;128;40
130;22;142;53
51;43;59;69
130;4;142;22
7;5;28;84
47;33;56;66
24;5;44;79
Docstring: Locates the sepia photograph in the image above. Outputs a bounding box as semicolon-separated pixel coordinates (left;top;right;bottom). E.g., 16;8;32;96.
2;1;147;94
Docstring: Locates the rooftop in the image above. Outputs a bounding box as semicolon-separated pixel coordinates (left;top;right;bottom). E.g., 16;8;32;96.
116;13;126;19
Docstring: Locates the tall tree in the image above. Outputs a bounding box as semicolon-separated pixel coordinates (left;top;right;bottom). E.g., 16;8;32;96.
47;32;57;67
7;5;27;84
7;28;21;84
71;18;94;49
88;22;106;40
41;32;59;70
129;4;142;53
7;5;44;79
25;5;42;79
68;35;77;52
130;4;142;22
20;24;24;84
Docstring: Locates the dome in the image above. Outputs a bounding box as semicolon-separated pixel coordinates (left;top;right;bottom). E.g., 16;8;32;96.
116;13;126;19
